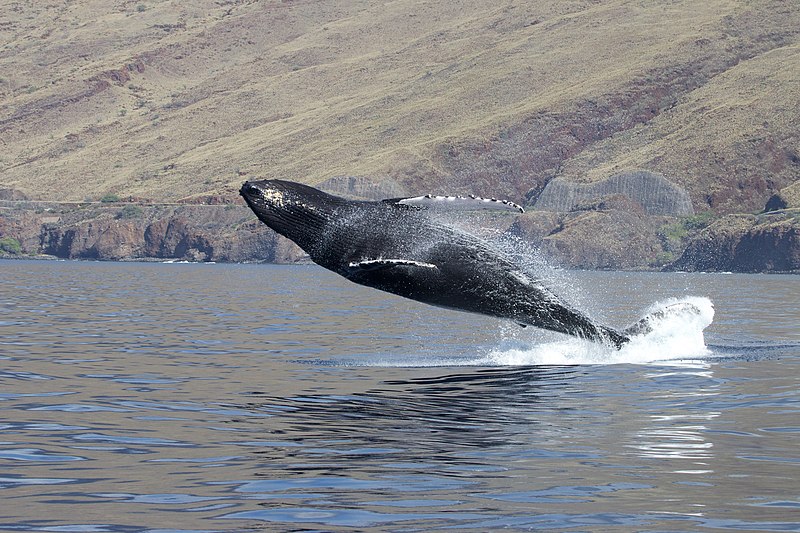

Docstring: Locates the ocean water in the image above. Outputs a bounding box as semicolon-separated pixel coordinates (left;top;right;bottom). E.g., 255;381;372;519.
1;259;798;532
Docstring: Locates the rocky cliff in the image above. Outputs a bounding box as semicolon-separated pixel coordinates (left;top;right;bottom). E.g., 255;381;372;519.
0;200;305;263
505;194;671;270
2;177;799;273
666;180;800;272
669;211;800;273
532;171;694;217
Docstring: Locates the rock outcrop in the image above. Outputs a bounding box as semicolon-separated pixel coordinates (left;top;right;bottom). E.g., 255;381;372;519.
1;203;306;263
2;175;798;273
765;180;800;212
669;212;800;272
508;194;667;270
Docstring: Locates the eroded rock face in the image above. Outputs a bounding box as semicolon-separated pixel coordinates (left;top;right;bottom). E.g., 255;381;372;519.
506;212;563;244
143;217;207;259
540;210;664;270
42;218;145;260
669;213;800;272
10;204;306;263
2;177;797;272
0;211;43;253
737;219;800;272
532;171;694;216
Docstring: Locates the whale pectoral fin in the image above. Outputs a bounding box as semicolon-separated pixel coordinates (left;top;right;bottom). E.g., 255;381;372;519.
348;259;438;272
383;194;524;214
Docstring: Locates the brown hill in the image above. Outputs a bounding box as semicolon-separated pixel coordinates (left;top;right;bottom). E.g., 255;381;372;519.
1;1;799;270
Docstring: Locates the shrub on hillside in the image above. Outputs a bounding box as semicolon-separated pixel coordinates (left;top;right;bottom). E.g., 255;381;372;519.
0;237;22;254
117;205;143;219
100;193;121;203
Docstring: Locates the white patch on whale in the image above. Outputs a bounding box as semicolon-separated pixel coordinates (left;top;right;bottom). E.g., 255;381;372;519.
395;194;525;213
349;259;438;270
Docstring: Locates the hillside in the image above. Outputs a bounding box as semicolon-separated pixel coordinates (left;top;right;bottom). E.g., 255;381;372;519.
1;0;799;270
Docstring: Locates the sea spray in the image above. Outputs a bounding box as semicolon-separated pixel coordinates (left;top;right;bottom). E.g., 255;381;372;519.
482;296;715;366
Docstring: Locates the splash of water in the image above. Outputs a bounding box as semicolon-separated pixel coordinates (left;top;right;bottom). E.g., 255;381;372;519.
481;296;715;366
352;297;715;368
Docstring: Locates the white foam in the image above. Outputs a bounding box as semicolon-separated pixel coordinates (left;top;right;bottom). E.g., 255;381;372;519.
346;297;715;368
479;296;715;367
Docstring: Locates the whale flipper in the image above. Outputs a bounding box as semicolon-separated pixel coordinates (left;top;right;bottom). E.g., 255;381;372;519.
383;194;525;214
348;259;438;271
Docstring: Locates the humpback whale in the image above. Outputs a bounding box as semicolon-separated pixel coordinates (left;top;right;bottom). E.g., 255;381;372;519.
241;179;643;348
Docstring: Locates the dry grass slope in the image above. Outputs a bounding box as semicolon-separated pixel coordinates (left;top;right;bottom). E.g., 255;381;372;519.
559;41;800;213
2;0;799;213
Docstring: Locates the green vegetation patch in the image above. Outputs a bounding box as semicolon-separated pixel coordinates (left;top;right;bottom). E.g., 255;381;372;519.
100;193;121;203
659;220;688;245
116;205;144;219
682;211;715;231
0;236;22;254
657;211;718;263
659;211;716;243
652;251;675;267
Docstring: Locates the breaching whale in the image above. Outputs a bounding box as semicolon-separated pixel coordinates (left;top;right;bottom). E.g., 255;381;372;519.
240;179;673;348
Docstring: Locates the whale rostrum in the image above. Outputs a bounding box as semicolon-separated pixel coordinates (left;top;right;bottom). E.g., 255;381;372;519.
241;179;634;348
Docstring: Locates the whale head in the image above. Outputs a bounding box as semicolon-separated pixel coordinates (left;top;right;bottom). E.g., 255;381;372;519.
240;179;348;252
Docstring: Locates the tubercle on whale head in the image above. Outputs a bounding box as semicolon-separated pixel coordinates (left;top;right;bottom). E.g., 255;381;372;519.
240;179;343;209
240;180;293;209
241;180;321;215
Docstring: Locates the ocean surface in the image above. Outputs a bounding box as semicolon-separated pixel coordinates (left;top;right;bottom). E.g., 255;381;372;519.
1;259;798;532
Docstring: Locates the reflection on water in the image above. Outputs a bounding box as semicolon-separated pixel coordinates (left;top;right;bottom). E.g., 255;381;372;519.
630;367;720;464
0;260;799;531
633;412;718;461
249;367;584;456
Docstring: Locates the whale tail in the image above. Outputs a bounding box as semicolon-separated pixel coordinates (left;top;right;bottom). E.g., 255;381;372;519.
591;301;707;350
579;300;711;351
600;327;630;350
622;301;706;339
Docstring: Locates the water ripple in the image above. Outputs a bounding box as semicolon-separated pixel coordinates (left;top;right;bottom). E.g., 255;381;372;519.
2;261;799;532
0;448;87;462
